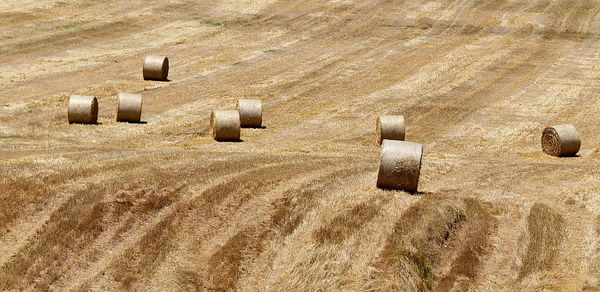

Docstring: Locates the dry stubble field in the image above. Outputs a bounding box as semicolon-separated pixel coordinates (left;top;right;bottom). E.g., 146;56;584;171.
1;0;600;291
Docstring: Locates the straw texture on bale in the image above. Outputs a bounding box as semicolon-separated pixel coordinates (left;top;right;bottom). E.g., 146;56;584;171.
541;124;581;157
376;115;405;145
377;140;423;192
143;55;169;81
68;95;98;124
211;110;241;141
236;99;263;128
116;93;143;123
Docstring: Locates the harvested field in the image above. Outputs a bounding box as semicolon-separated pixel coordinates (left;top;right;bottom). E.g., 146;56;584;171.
1;0;600;290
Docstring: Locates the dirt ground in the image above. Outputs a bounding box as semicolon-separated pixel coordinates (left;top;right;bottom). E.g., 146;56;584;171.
1;0;600;291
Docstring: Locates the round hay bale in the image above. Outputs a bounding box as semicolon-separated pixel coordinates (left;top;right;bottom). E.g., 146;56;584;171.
377;140;423;192
68;95;98;124
116;93;143;123
541;124;581;157
376;115;405;145
143;55;169;81
236;99;262;128
211;110;241;141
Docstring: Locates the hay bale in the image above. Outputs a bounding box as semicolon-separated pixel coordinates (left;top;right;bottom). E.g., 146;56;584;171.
236;99;262;128
143;55;169;81
541;124;581;157
376;115;405;145
377;140;423;192
116;93;143;123
68;95;98;124
211;110;241;141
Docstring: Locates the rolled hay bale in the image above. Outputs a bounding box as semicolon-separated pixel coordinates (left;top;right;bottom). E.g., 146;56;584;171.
68;95;98;124
143;55;169;81
376;115;405;145
211;110;241;141
116;93;143;123
541;124;581;157
236;99;262;128
377;140;423;192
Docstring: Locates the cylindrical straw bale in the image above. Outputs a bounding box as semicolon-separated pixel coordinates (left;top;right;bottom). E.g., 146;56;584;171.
143;56;169;81
377;140;423;192
116;93;143;123
68;95;98;124
376;115;405;145
211;110;241;141
541;124;581;157
236;99;262;128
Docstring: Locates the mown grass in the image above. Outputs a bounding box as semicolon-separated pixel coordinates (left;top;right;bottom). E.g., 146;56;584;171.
206;227;268;290
434;199;496;291
536;28;591;40
519;203;565;278
373;196;496;290
530;0;598;20
473;0;507;10
205;163;341;290
111;213;179;290
379;21;484;36
313;201;379;245
0;160;188;290
461;25;483;35
176;269;204;292
530;0;552;13
0;20;129;55
193;15;261;27
377;196;466;290
379;23;432;30
270;168;366;237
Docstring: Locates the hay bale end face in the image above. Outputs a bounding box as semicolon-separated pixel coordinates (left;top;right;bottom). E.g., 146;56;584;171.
236;99;262;128
117;93;143;123
377;140;423;192
143;56;169;81
376;115;405;145
541;124;581;157
68;95;98;124
211;110;241;141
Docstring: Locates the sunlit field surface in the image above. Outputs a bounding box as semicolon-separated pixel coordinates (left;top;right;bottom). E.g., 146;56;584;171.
2;0;600;290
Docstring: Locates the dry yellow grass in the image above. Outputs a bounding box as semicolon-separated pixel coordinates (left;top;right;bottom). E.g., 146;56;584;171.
1;0;600;291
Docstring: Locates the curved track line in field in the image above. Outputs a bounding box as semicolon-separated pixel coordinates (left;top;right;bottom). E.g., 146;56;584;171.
0;152;213;275
62;158;320;290
0;151;161;266
0;151;262;288
144;162;366;291
262;170;412;291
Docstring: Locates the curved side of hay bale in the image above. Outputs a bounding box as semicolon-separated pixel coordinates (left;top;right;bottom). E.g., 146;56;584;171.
541;124;581;157
236;99;262;128
211;110;241;141
143;55;169;81
377;140;423;192
68;95;98;124
117;93;143;123
376;115;405;145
